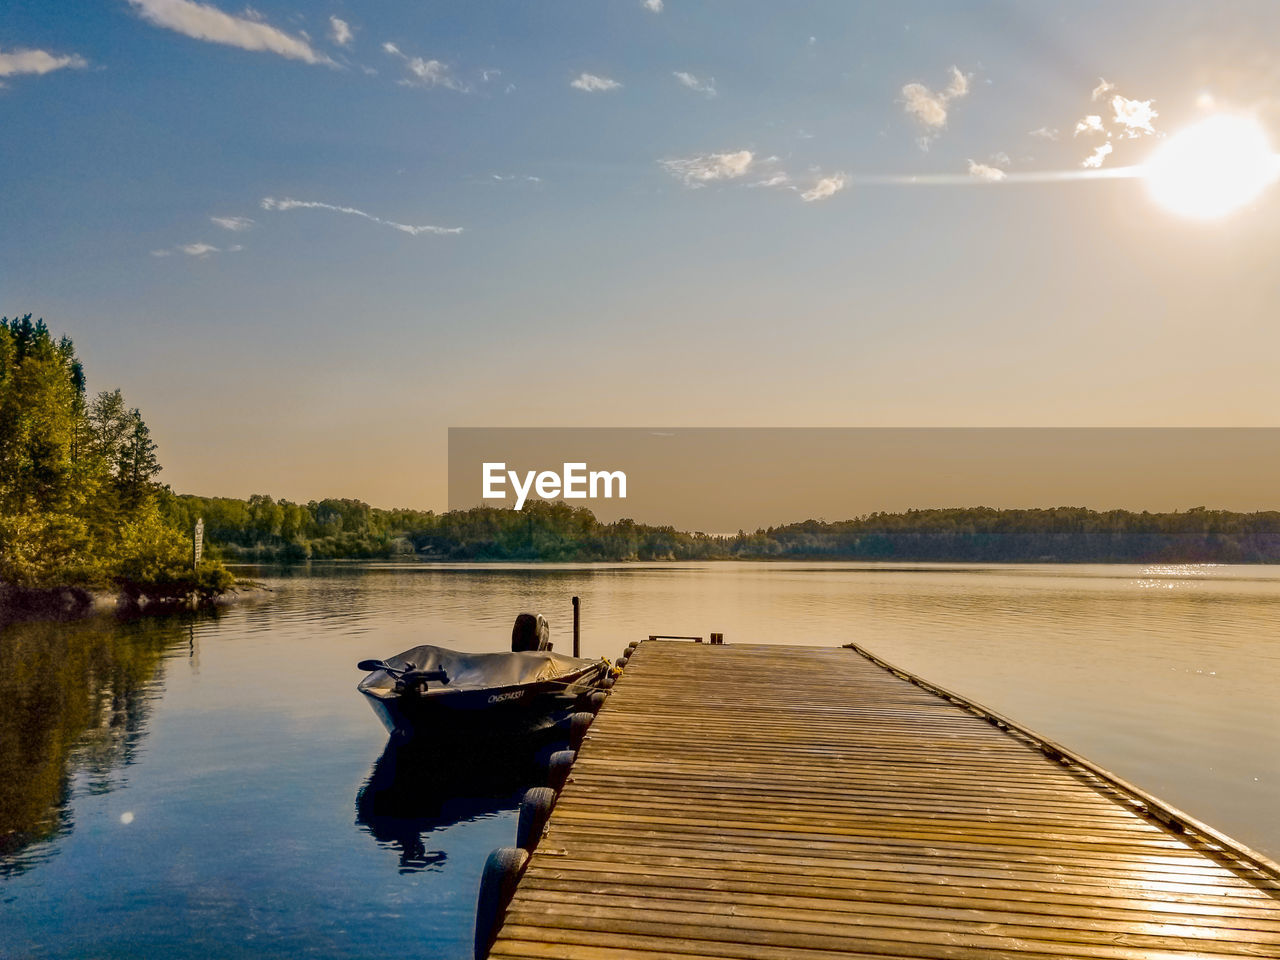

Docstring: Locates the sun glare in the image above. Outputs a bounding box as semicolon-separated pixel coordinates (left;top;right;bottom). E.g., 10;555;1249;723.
1144;114;1280;219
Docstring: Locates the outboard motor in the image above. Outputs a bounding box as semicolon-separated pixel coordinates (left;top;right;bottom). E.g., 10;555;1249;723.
511;613;551;652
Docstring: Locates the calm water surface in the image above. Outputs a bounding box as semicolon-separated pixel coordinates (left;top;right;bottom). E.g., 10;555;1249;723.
3;562;1279;957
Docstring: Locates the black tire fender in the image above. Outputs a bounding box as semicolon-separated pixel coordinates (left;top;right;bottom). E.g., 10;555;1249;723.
547;749;576;791
516;786;556;851
474;846;528;960
568;711;595;750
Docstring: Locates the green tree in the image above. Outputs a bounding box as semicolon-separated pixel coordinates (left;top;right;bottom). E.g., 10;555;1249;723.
0;316;231;599
117;408;160;506
88;389;131;476
0;316;83;514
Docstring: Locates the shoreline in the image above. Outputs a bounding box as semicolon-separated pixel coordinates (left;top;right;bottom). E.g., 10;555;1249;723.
225;554;1274;566
0;580;274;624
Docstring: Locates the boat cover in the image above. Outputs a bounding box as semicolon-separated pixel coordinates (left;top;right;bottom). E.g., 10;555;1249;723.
360;644;600;696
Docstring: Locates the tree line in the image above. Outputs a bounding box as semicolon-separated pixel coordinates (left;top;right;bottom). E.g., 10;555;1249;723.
0;315;232;601
9;314;1276;578
162;494;1280;564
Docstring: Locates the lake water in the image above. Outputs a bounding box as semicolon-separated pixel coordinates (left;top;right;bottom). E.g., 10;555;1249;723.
3;561;1279;958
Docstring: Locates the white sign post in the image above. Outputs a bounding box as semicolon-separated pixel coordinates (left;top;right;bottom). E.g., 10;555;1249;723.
193;517;204;569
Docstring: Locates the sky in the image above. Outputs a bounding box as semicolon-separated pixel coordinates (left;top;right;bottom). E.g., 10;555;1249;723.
4;1;1280;512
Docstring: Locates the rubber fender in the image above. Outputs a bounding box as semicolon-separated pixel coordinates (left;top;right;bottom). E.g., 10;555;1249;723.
547;749;576;791
474;846;529;960
516;787;556;851
568;711;595;750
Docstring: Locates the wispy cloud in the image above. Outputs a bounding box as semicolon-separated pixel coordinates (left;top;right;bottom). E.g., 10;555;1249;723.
152;241;241;258
901;66;970;147
570;72;621;92
127;0;333;65
642;0;663;12
490;174;542;184
1029;126;1059;141
800;173;847;202
1082;142;1113;169
260;196;463;236
748;172;791;189
383;42;467;91
661;155;843;204
659;150;754;186
673;71;716;97
1091;78;1116;102
210;215;254;231
0;47;88;79
967;160;1007;182
329;16;352;47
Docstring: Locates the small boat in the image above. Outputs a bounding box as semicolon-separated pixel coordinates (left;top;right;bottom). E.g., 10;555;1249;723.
356;613;610;742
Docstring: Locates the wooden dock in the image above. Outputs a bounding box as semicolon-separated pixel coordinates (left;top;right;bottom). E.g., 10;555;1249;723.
486;640;1280;960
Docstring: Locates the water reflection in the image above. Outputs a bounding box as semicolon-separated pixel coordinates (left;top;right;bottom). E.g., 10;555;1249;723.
0;614;196;876
355;736;554;875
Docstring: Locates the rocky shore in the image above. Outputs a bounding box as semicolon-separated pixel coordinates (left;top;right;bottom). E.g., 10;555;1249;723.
0;580;272;622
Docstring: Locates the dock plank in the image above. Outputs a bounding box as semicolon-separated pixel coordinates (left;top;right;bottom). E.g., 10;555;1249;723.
488;641;1280;959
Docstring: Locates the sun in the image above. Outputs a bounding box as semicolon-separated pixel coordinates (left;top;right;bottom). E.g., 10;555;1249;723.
1144;114;1280;219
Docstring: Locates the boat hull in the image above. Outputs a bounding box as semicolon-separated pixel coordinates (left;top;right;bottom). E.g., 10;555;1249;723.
360;661;607;743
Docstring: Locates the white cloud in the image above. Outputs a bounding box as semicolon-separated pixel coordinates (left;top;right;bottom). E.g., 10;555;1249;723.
210;215;254;231
1111;94;1157;136
0;47;88;78
570;72;621;93
749;172;791;189
260;196;463;236
673;71;716;97
659;150;753;186
943;65;969;99
1082;142;1113;168
1028;126;1059;140
1073;84;1157;154
800;173;847;202
967;160;1006;182
405;58;454;87
153;241;237;257
902;84;947;128
1074;114;1104;136
643;0;663;11
901;66;970;144
383;42;467;91
127;0;332;65
329;16;352;47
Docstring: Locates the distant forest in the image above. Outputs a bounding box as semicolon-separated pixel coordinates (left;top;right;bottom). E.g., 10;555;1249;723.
162;495;1280;564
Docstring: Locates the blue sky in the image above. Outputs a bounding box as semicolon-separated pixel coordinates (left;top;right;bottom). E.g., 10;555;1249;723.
4;1;1280;508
